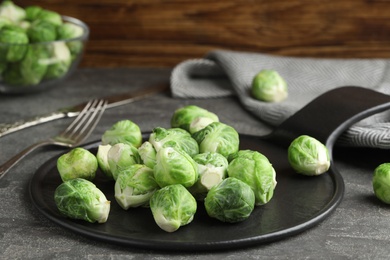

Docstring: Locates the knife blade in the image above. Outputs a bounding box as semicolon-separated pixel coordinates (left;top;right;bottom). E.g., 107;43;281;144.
0;82;170;138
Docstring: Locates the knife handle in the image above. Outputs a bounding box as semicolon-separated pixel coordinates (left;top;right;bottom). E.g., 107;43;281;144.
0;111;71;138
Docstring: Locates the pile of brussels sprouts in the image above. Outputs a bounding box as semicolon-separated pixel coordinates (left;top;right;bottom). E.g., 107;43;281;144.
0;1;85;86
54;105;333;232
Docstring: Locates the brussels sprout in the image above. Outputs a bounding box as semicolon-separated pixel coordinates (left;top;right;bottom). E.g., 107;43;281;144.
27;20;56;43
57;147;98;182
171;105;219;134
0;16;12;30
114;164;159;209
149;127;199;157
96;144;113;179
192;122;239;158
288;135;330;176
19;45;49;85
54;178;110;223
25;6;43;21
107;143;141;180
228;150;277;205
2;64;24;85
36;9;62;26
43;41;71;80
57;22;84;40
0;28;28;62
154;146;198;188
188;152;228;200
57;22;84;58
101;120;143;148
150;184;197;232
251;69;288;102
204;177;255;223
0;0;26;23
138;141;157;169
372;163;390;204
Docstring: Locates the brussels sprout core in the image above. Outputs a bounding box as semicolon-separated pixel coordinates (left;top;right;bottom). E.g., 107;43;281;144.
288;135;330;176
373;163;390;204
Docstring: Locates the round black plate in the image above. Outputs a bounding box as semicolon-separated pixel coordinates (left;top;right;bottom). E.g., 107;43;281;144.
29;134;344;251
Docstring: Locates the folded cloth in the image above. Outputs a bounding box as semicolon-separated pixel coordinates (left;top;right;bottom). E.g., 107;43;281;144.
170;49;390;149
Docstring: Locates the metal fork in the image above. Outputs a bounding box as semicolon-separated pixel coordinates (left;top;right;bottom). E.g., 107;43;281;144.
0;99;108;180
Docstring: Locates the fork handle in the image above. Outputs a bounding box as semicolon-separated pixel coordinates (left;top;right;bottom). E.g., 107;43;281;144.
0;140;52;180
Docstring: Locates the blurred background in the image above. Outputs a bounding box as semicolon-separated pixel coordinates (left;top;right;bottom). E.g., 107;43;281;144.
17;0;390;68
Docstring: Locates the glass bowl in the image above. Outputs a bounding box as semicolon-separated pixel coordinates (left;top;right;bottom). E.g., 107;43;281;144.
0;16;89;94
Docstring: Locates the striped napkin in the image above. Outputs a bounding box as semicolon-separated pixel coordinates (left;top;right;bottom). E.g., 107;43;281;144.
170;49;390;149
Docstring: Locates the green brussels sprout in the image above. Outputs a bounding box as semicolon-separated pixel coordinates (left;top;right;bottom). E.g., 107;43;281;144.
149;127;199;157
25;6;43;21
251;69;288;102
188;152;228;200
170;105;219;134
96;144;113;179
192;122;239;158
288;135;330;176
27;20;57;43
228;150;277;205
372;163;390;204
138;141;157;169
44;41;71;80
36;9;62;26
0;16;12;30
204;177;255;223
107;143;141;181
154;146;198;188
0;28;28;62
0;0;26;23
101;119;143;148
150;184;197;232
57;147;98;182
54;178;110;223
114;164;159;209
57;22;85;58
19;45;49;85
57;22;84;40
3;63;25;85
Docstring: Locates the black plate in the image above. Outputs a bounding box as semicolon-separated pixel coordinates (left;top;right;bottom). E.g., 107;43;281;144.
29;134;344;251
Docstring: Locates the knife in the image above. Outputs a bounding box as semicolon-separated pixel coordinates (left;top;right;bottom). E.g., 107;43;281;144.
0;82;170;138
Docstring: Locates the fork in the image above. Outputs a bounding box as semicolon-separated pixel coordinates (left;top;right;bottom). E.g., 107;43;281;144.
0;99;108;180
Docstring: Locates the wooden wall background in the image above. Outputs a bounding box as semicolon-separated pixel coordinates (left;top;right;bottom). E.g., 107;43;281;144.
17;0;390;68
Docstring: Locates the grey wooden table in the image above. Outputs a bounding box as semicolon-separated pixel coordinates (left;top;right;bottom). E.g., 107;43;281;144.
0;68;389;259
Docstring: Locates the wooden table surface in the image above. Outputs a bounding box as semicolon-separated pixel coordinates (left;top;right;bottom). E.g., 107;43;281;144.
18;0;390;67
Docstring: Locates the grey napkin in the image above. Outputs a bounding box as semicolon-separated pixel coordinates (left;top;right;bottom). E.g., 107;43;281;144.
170;49;390;149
